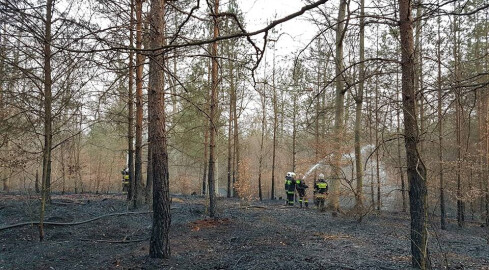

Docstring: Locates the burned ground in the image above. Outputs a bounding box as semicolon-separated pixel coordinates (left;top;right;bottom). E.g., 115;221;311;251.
0;194;488;269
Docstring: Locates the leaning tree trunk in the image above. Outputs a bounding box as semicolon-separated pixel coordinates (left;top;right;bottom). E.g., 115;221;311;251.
39;0;54;242
399;0;430;268
148;0;171;259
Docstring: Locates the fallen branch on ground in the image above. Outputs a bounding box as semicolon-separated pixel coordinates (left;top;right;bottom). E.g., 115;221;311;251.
240;205;267;209
79;237;150;243
0;211;152;231
50;201;87;206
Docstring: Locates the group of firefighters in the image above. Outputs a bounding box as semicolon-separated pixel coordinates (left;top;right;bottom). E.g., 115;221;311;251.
122;168;329;210
284;171;329;211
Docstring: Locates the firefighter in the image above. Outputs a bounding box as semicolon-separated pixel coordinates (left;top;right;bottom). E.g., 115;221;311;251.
284;172;296;206
314;173;328;211
296;176;309;208
121;168;130;194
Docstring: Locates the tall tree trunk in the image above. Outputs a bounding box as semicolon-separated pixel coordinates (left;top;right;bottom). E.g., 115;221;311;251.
258;85;266;201
399;0;429;267
480;91;488;225
39;0;54;242
271;78;277;200
226;78;233;198
146;144;153;206
292;92;297;172
61;142;66;194
271;46;278;200
314;39;321;188
485;9;489;227
437;9;446;229
134;0;145;208
74;123;82;194
148;0;171;259
397;57;407;213
201;56;211;196
0;29;4;192
144;15;153;207
128;0;136;202
35;169;40;194
226;36;235;198
233;88;241;197
232;49;240;199
453;2;465;228
367;94;375;206
207;0;219;218
375;32;381;211
331;0;347;211
202;115;209;196
354;0;365;209
415;1;424;154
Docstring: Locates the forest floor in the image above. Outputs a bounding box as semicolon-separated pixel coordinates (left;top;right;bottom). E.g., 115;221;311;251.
0;193;488;270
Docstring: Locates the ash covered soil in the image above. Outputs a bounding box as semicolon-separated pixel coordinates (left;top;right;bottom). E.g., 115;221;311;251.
0;193;488;270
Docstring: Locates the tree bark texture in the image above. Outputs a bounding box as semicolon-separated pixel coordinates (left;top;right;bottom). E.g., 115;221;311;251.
437;11;446;229
453;4;465;228
128;0;136;202
399;0;430;268
148;0;171;259
331;0;347;211
354;0;365;209
232;52;240;199
207;0;219;218
134;0;145;208
39;0;54;241
227;78;233;198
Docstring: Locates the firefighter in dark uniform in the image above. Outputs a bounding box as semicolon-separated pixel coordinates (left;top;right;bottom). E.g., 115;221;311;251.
314;173;328;211
296;177;309;208
285;172;296;206
121;168;130;194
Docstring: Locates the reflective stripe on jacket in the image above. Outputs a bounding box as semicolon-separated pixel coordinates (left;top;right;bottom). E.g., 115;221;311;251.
285;179;295;192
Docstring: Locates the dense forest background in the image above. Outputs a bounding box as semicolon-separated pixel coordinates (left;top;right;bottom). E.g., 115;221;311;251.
0;0;488;267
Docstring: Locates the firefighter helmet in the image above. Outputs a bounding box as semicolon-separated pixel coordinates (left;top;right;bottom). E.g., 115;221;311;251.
286;172;296;179
318;173;325;180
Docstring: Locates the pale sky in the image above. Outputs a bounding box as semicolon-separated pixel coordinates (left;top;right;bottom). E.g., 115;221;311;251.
238;0;320;59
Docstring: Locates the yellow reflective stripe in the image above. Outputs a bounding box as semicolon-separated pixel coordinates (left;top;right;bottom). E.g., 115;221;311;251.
317;183;327;188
